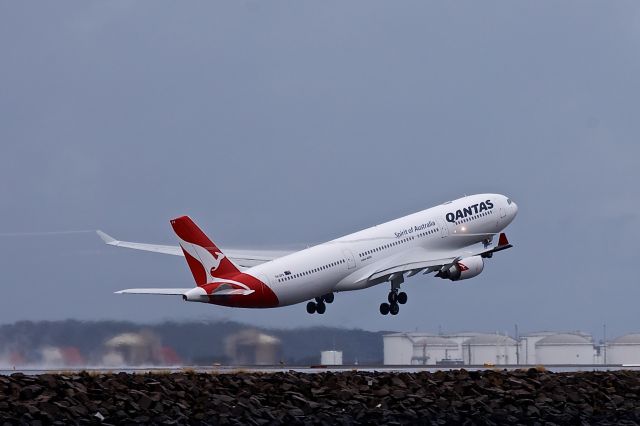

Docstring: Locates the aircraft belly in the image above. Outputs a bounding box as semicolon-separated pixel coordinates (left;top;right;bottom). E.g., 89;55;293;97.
271;275;335;306
334;271;374;292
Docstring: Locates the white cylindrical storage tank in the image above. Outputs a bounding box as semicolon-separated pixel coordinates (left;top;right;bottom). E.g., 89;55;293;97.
607;334;640;365
520;332;558;365
411;337;459;365
535;333;594;364
462;334;518;365
320;350;343;365
383;333;415;365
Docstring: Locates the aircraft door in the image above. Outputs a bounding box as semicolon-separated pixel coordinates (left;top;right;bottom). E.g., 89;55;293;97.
342;249;356;270
438;219;449;238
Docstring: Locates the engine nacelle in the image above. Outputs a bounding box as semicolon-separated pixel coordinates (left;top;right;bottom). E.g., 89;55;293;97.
438;256;484;281
182;286;209;302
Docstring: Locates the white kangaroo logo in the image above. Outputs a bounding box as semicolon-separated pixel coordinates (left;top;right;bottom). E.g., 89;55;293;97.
208;251;226;276
178;239;251;291
179;238;228;280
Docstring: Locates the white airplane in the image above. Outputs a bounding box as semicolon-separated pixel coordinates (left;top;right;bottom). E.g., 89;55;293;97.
98;193;517;316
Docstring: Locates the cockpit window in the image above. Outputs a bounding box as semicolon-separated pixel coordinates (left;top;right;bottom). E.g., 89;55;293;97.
507;198;512;205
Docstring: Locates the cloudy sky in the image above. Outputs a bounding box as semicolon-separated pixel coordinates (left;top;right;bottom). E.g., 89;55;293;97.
1;1;639;338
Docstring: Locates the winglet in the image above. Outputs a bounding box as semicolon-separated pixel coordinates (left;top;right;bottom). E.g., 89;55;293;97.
491;233;513;252
497;233;509;247
97;230;117;245
480;233;513;258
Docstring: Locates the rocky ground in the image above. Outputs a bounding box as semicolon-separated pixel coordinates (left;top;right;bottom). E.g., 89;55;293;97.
1;369;640;424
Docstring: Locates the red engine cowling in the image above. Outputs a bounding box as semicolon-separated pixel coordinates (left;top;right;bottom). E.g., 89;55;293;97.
438;256;484;281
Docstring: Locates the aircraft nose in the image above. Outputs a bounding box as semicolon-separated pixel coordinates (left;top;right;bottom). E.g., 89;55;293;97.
504;197;518;219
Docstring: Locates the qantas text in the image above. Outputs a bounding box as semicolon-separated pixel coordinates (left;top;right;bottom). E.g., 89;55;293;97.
445;200;494;223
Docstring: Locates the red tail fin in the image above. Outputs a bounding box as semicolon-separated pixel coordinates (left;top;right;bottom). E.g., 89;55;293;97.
170;216;240;285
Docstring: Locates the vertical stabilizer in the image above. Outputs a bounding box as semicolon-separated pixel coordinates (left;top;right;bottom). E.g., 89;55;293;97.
170;216;241;285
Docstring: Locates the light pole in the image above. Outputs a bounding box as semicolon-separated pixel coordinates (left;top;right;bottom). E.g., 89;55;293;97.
603;323;607;365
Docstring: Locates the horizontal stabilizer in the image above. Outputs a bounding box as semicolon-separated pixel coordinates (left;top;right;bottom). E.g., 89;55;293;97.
115;287;255;296
211;288;255;296
115;288;191;295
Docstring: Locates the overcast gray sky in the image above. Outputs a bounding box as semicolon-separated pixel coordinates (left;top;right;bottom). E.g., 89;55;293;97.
1;1;639;338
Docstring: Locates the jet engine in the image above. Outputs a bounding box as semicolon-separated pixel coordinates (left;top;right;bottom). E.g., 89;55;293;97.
437;256;484;281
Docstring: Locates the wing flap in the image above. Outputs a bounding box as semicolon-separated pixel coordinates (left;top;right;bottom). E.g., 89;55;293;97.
369;256;456;281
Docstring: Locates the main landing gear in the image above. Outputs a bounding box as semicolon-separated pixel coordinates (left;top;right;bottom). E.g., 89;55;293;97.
306;293;334;315
380;276;407;315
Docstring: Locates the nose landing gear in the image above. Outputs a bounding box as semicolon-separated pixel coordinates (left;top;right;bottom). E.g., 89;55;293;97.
306;293;334;315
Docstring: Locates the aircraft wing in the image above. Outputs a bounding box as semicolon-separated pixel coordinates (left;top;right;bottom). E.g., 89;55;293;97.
97;230;291;267
97;231;183;255
367;233;513;282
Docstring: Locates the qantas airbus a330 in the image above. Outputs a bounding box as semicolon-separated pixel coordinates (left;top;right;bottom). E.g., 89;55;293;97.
98;193;517;316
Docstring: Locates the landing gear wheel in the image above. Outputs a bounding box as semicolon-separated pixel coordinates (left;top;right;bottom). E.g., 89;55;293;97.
389;303;400;315
306;302;317;314
388;292;398;304
380;303;390;315
397;292;408;305
316;302;326;314
323;293;335;304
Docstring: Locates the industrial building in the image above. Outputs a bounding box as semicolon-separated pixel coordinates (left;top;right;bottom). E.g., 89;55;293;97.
461;334;518;366
607;334;640;365
534;333;595;364
383;331;640;366
224;329;282;365
384;332;515;365
320;350;343;365
384;333;461;365
411;336;459;365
